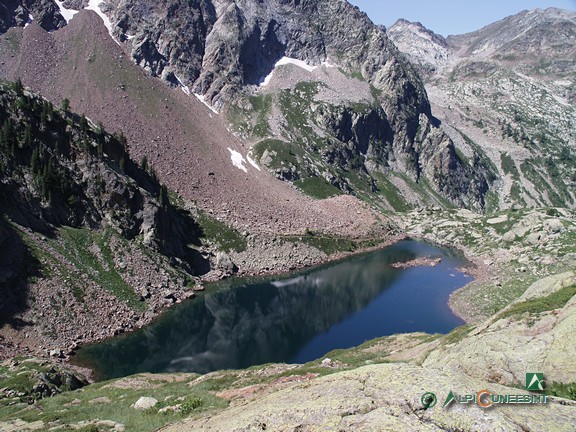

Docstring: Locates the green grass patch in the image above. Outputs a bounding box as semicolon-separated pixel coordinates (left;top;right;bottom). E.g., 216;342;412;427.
0;373;227;432
509;183;525;206
441;324;474;345
0;369;38;396
455;147;468;166
453;269;538;319
500;152;520;180
294;177;341;199
497;284;576;321
294;81;324;95
252;139;306;170
0;360;81;407
349;71;365;81
369;84;383;100
3;32;21;51
390;172;453;209
53;228;144;310
197;211;247;253
277;86;322;139
547;381;576;401
520;160;565;207
371;172;410;211
322;342;390;367
484;189;500;214
248;94;273;137
456;128;499;174
198;374;241;392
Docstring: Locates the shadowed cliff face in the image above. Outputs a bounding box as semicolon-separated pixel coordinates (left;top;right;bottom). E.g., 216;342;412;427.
0;222;40;330
0;0;65;33
0;83;207;275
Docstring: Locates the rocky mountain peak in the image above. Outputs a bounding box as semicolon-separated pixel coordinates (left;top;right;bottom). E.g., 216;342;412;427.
387;18;452;76
390;7;576;77
446;7;576;61
389;18;448;47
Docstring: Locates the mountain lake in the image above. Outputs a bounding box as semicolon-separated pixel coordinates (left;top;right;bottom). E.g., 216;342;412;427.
74;239;470;380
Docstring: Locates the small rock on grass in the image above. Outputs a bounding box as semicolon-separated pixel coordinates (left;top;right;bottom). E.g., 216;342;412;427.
132;396;158;410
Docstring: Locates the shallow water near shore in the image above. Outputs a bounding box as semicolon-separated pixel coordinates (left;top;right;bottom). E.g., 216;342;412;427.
74;240;470;380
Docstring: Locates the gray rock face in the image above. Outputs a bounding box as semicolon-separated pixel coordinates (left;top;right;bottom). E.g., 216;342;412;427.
106;0;427;112
0;0;66;33
389;8;576;78
132;396;158;410
426;272;576;386
387;19;453;77
1;0;494;208
114;0;215;83
215;251;237;274
389;7;576;210
163;362;576;432
0;1;29;33
447;8;576;66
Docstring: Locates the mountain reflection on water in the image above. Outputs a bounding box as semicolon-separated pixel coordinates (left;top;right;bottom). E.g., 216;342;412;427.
75;240;469;380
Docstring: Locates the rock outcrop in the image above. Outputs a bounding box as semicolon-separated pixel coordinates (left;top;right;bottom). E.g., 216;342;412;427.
0;0;66;33
1;0;495;209
387;18;453;77
389;8;576;210
0;358;88;403
160;363;576;432
426;272;576;386
0;83;205;273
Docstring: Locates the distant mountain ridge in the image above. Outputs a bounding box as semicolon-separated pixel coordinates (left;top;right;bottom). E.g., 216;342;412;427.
389;7;576;210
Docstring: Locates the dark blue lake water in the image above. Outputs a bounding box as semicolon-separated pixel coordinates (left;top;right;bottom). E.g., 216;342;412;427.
74;240;470;380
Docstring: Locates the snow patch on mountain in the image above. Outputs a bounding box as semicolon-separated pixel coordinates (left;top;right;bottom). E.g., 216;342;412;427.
54;1;78;23
86;0;115;40
194;93;219;114
259;57;336;87
228;148;248;173
246;152;261;171
24;14;34;28
174;74;191;96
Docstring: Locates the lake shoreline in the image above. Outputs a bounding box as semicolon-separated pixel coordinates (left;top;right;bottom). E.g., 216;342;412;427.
72;239;472;381
402;236;491;324
205;233;410;282
54;234;410;382
8;233;482;384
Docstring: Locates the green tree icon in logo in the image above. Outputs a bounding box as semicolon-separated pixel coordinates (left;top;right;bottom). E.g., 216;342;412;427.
526;373;545;391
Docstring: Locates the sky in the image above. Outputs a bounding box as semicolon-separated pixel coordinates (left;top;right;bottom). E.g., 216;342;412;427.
347;0;576;36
